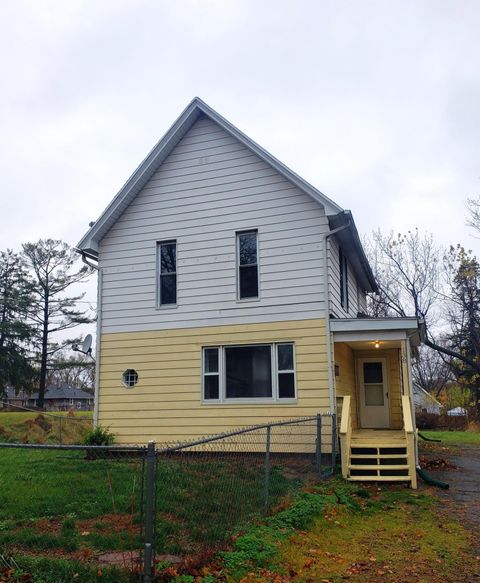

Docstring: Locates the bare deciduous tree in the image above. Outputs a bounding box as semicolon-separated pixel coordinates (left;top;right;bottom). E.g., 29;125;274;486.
46;350;95;392
412;345;453;398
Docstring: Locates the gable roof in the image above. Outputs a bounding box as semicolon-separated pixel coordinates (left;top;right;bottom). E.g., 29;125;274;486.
77;97;344;257
4;385;93;401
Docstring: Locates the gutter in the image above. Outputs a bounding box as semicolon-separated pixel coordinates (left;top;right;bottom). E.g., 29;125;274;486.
76;249;102;428
323;222;351;414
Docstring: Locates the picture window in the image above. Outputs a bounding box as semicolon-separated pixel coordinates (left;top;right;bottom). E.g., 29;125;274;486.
202;343;296;402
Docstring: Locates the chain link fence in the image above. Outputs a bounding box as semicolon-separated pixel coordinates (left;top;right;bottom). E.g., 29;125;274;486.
153;414;337;572
0;413;337;582
0;402;93;444
0;442;146;581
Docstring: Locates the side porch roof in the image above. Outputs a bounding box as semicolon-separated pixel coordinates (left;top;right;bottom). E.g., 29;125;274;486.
330;317;421;348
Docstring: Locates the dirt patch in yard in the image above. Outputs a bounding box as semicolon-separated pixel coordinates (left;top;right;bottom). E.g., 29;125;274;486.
419;441;480;554
29;513;138;536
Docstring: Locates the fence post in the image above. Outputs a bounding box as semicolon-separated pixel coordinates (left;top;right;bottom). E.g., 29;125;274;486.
143;441;156;582
331;414;337;474
59;417;63;445
315;414;322;475
264;425;271;514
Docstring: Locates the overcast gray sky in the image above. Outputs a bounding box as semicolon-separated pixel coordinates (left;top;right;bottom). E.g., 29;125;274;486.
1;0;479;281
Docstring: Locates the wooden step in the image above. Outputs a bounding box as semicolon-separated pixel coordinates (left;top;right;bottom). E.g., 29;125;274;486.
348;475;412;482
350;440;407;447
349;464;410;471
350;453;407;459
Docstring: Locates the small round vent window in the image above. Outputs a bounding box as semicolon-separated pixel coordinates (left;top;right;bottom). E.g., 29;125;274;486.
122;369;138;388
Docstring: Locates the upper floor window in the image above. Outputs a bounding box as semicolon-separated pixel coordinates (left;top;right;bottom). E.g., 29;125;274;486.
237;230;258;299
158;240;177;306
339;246;349;311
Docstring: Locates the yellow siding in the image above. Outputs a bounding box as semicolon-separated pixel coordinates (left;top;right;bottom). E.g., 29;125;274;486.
334;344;403;430
98;318;329;444
334;342;358;429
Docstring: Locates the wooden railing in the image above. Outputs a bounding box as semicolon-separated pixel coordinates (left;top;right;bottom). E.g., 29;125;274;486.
401;394;417;489
339;395;352;479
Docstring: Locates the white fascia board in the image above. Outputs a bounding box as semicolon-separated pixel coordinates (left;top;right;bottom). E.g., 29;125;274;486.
77;97;344;256
333;330;408;342
330;318;419;334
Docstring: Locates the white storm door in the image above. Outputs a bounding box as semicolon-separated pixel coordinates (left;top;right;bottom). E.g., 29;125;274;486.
358;358;390;428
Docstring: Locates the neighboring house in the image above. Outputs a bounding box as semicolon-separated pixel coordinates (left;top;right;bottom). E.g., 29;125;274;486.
3;386;94;411
1;388;31;408
413;385;443;415
77;97;421;487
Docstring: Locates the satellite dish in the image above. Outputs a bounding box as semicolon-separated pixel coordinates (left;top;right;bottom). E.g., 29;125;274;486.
81;334;93;355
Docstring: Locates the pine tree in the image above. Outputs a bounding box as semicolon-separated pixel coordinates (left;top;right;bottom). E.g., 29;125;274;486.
22;239;94;409
0;250;35;399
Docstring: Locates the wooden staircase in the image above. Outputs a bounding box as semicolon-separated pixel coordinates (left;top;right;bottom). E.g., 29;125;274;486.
348;430;411;481
339;396;417;488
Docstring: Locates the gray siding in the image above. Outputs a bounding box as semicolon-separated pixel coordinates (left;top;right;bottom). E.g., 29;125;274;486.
327;237;362;318
99;116;330;333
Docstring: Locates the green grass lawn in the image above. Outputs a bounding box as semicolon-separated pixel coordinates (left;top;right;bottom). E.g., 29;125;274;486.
0;447;312;581
182;480;480;583
0;448;144;551
419;429;480;445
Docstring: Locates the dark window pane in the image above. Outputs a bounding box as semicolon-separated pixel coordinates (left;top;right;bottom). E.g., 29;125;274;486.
161;274;177;304
122;369;138;388
204;375;219;400
161;243;176;273
239;232;257;265
364;362;383;384
339;247;344;307
239;265;258;298
278;373;295;398
204;348;219;373
225;345;272;398
277;344;294;370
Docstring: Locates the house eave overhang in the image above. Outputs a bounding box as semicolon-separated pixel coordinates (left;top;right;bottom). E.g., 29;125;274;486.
330;317;421;347
77;97;344;257
328;211;378;294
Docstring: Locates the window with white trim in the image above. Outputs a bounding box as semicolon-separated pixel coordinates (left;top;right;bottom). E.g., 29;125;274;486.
237;230;259;299
158;240;177;306
202;343;296;402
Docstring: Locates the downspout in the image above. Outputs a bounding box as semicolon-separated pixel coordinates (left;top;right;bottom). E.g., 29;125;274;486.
323;222;351;413
92;266;102;428
79;251;101;429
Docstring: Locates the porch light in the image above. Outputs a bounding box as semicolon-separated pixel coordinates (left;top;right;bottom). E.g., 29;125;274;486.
374;341;380;349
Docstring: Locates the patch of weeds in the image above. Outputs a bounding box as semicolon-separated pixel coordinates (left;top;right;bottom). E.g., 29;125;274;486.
60;517;77;538
220;489;338;578
172;576;218;583
84;530;141;552
0;553;135;582
355;487;370;499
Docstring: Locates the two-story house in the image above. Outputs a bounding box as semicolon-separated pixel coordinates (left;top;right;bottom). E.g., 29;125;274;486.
77;98;420;487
